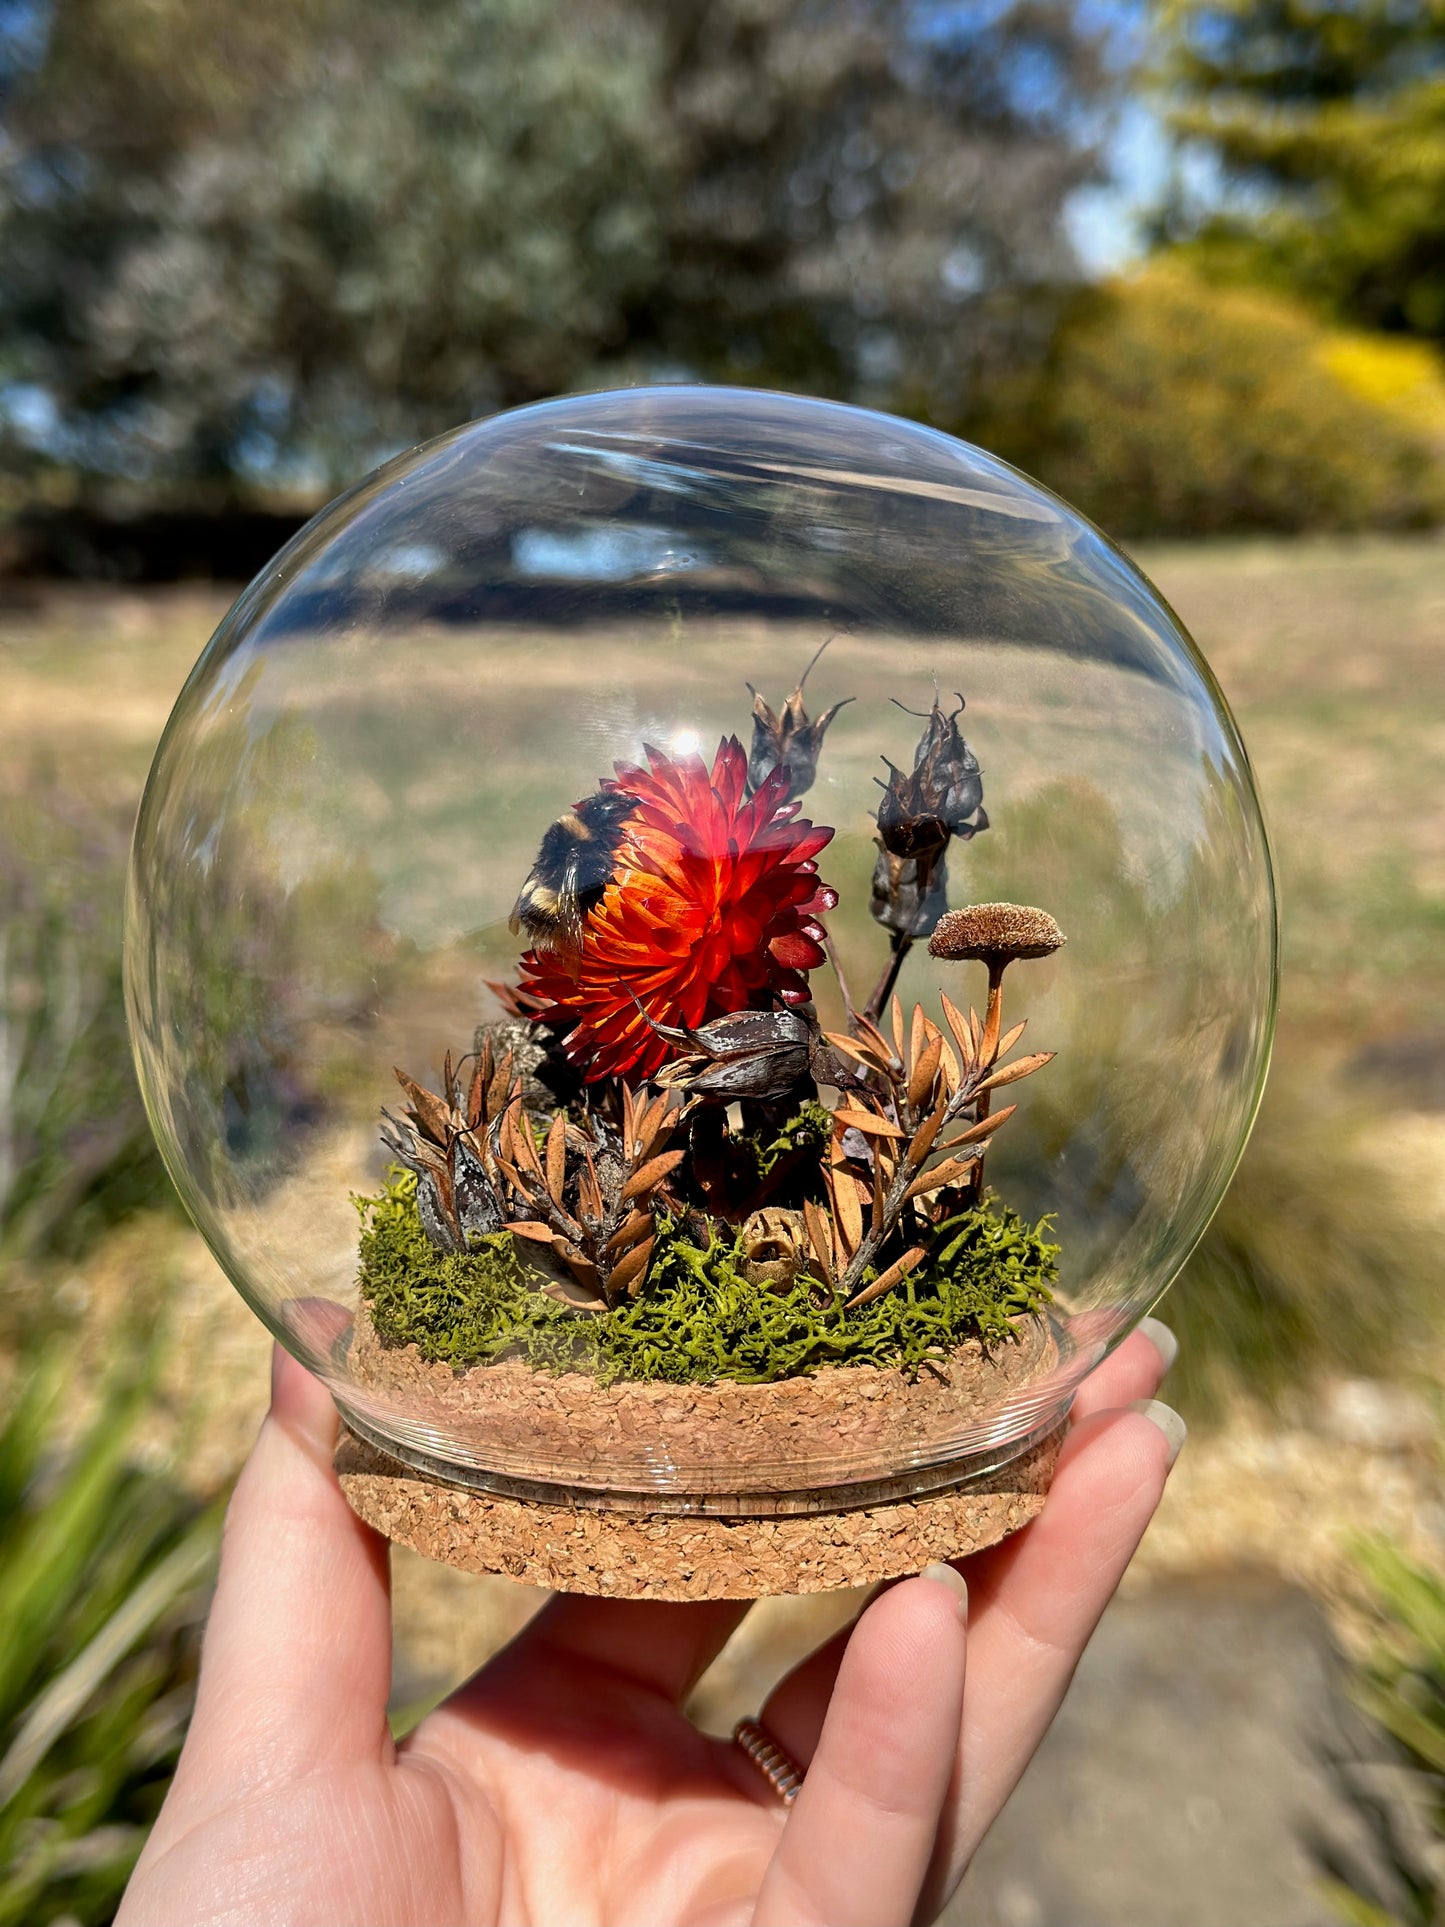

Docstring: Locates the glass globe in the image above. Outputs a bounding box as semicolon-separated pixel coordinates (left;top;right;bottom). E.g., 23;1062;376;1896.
126;386;1276;1512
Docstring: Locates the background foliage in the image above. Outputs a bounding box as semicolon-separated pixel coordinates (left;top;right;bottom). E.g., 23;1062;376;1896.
1156;0;1445;340
0;0;1118;495
2;0;1442;534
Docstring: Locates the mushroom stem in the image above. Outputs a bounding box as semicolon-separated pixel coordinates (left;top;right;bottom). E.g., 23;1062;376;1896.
967;958;1009;1205
976;958;1009;1116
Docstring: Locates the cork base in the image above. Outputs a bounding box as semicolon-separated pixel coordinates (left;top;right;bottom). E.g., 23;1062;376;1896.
334;1423;1064;1599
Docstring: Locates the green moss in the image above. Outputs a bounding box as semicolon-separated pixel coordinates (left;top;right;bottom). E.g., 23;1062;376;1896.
749;1102;834;1177
356;1169;1058;1385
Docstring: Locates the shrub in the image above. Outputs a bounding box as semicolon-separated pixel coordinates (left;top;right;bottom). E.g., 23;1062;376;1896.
1163;1066;1443;1423
1316;1540;1445;1927
0;775;173;1267
0;1346;220;1926
971;263;1445;536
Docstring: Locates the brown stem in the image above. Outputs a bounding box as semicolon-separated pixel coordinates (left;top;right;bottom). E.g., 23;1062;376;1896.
864;933;912;1024
822;931;858;1027
838;1148;918;1301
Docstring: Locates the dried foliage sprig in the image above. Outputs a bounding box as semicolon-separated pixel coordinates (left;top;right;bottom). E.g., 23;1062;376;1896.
380;1041;518;1254
497;1081;686;1307
820;986;1054;1308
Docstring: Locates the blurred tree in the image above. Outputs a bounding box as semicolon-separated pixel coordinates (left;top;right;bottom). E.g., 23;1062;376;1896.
1155;0;1445;339
1;0;672;490
628;0;1118;421
0;0;1123;494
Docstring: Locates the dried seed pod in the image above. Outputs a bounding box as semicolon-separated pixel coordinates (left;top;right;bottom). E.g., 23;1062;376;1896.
739;1207;814;1290
745;638;854;798
649;1003;862;1101
869;693;988;943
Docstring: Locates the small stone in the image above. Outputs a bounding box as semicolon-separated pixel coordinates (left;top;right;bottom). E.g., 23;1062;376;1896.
1317;1376;1436;1452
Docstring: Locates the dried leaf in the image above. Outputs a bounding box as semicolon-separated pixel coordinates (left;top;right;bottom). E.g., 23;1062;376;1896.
544;1114;567;1203
824;1031;887;1073
485;1052;514;1124
608;1236;655;1297
506;1219;554;1242
621;1148;687;1202
907;1034;943;1112
619;1083;637;1157
855;1015;898;1071
976;1050;1055;1094
939;992;973;1069
637;1092;675;1161
495;1156;528;1199
557;1247;602;1293
831;1107;906;1141
392;1068;452;1144
890;994;906;1063
996;1019;1027;1060
400;1135;447;1180
846;1244;927;1311
828;1167;864;1258
906;1094;950;1169
606;1210;652;1255
980;989;1003;1066
511;1111;544;1178
903;1153;981;1202
576;1151;603;1224
940;1104;1017;1150
803;1198;835;1285
540;1277;607;1311
939;1043;960;1099
871;1162;886;1238
909;1000;927;1075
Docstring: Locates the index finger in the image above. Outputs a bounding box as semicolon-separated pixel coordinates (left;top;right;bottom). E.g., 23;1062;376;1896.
165;1348;394;1819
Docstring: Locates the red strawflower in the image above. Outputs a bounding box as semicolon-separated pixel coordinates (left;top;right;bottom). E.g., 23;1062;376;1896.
518;736;838;1081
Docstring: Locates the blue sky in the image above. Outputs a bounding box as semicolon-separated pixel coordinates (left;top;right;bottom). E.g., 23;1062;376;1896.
1067;99;1173;273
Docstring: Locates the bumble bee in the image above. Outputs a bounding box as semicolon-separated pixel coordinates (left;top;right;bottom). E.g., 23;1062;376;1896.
508;789;640;956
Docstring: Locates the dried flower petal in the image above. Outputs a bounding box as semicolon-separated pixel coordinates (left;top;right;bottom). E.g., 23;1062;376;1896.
518;737;837;1081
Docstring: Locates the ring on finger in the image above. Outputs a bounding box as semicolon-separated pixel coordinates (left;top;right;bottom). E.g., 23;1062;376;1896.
733;1717;805;1807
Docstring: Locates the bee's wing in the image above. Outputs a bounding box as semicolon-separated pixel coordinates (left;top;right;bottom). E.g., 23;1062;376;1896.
553;861;588;953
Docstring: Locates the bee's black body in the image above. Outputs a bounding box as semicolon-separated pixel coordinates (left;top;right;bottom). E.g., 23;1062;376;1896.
509;789;639;953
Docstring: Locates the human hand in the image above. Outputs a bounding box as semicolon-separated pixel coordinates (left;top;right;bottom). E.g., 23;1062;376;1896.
117;1327;1182;1927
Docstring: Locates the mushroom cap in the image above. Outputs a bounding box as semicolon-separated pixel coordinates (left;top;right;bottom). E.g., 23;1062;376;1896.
928;902;1065;963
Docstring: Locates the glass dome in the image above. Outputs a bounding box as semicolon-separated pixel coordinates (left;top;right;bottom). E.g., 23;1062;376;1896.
125;386;1276;1512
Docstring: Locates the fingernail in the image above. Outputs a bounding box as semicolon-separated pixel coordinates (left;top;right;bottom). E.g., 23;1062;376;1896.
1127;1398;1187;1468
270;1340;287;1408
921;1561;969;1620
1140;1315;1178;1377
